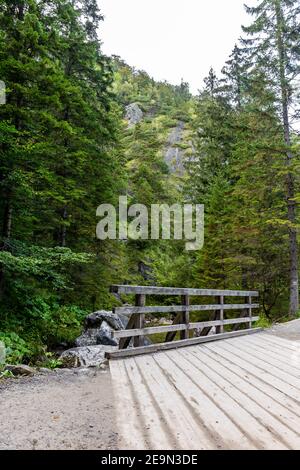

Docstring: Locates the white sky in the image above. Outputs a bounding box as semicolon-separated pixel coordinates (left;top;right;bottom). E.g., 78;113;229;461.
98;0;256;94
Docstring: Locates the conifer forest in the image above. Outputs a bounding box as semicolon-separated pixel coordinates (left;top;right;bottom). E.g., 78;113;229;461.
0;0;300;365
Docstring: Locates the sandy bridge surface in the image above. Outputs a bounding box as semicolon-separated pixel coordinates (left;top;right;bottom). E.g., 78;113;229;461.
0;368;119;450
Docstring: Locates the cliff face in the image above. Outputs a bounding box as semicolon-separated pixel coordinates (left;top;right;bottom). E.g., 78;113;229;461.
113;57;195;190
111;58;196;289
164;121;185;175
125;103;143;127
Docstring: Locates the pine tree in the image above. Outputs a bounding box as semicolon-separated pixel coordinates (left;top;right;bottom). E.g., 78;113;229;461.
0;1;125;359
220;45;249;108
0;0;55;295
188;62;292;316
242;0;300;315
230;71;290;315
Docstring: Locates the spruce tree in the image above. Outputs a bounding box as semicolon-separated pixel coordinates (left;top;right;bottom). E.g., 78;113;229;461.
242;0;300;315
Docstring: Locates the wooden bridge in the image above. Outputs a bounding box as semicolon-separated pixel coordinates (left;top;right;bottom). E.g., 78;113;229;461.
107;285;300;450
107;285;261;359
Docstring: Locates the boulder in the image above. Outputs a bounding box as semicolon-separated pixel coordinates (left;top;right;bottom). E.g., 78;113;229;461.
96;320;118;347
75;310;126;347
75;328;100;347
74;309;151;350
59;345;117;368
84;310;126;330
5;364;35;377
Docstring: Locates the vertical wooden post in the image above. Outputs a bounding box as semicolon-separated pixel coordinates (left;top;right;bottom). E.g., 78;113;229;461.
248;295;252;329
180;295;190;340
216;295;224;334
134;294;146;347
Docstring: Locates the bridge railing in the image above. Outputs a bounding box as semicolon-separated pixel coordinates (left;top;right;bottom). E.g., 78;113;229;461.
106;285;261;359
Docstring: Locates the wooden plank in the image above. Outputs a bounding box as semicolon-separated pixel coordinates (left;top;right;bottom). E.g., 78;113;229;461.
198;341;300;417
136;355;214;449
109;360;144;448
105;328;263;359
200;310;218;337
114;323;187;339
122;358;174;449
232;308;249;331
110;285;259;297
154;353;257;449
165;312;181;343
178;349;298;448
259;333;300;352
206;341;300;403
237;335;300;371
114;303;259;316
180;295;189;340
190;316;259;330
216;295;224;334
118;313;136;350
216;340;300;390
227;336;300;380
163;352;289;449
134;294;145;347
248;295;252;329
113;316;260;339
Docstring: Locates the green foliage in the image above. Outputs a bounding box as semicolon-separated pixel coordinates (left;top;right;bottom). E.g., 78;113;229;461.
0;369;13;380
0;332;32;364
185;23;300;318
1;0;299;366
42;305;87;346
256;316;273;329
0;0;125;363
39;352;62;370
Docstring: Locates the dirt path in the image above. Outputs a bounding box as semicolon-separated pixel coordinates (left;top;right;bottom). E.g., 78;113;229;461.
0;368;119;450
267;319;300;341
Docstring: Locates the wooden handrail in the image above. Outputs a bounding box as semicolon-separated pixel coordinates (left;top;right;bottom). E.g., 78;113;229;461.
107;284;260;359
113;316;260;339
110;285;259;297
114;303;259;315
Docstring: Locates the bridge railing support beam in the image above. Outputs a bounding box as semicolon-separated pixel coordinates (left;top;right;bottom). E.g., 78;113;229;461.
216;295;224;334
134;294;146;347
180;295;190;340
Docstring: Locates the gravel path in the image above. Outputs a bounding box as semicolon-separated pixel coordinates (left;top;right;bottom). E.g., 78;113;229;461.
267;319;300;341
0;368;119;450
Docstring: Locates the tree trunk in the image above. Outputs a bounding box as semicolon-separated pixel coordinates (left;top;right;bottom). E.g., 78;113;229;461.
2;199;12;239
275;0;299;316
60;206;67;247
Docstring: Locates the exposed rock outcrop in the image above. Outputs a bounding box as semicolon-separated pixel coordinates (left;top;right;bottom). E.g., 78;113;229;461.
164;121;185;175
125;103;143;127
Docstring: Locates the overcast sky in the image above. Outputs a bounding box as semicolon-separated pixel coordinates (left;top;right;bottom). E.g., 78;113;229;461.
98;0;256;94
